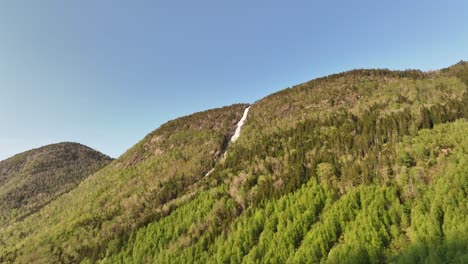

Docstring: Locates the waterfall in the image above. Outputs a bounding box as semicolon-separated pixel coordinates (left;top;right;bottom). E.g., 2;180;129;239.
204;106;250;177
230;106;250;142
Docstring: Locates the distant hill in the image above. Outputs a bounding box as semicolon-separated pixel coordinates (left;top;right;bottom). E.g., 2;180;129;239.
0;142;112;227
1;62;467;264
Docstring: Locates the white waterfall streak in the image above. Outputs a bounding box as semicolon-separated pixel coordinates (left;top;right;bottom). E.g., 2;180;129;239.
230;106;250;142
205;106;251;176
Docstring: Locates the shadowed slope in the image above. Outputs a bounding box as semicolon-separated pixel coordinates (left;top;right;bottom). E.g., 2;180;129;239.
0;142;112;227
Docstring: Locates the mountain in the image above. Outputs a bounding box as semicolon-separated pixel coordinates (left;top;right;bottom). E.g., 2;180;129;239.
1;62;467;263
0;104;248;263
0;142;112;227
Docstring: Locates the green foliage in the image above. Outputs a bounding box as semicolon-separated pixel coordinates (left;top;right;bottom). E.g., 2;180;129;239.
99;120;468;264
440;60;468;86
0;104;247;263
1;63;468;263
392;120;468;263
96;65;467;263
316;162;337;186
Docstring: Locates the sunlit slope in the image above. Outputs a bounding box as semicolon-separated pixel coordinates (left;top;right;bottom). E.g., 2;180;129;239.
0;142;112;227
106;120;467;263
0;104;247;263
102;63;468;263
2;62;468;264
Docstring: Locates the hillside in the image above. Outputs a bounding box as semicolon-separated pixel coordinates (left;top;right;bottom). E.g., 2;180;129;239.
100;63;467;263
0;142;112;227
1;62;468;263
0;104;248;263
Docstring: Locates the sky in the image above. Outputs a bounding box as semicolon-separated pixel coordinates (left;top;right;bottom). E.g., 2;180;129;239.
1;0;467;160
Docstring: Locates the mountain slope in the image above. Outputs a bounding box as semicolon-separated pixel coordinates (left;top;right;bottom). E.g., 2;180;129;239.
99;63;468;264
0;104;248;263
0;142;112;228
1;62;468;263
107;119;467;263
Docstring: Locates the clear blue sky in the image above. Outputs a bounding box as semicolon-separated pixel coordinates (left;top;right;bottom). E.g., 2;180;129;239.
1;0;467;160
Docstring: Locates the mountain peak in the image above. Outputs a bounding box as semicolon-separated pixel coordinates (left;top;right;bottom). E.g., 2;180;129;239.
0;142;112;226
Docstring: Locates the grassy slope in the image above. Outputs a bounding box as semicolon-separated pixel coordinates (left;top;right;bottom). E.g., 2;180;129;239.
0;142;112;228
0;104;248;263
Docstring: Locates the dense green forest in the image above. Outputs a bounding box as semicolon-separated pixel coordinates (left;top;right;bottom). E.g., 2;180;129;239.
1;62;467;263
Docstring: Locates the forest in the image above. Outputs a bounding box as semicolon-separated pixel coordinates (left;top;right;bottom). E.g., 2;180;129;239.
0;62;467;263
